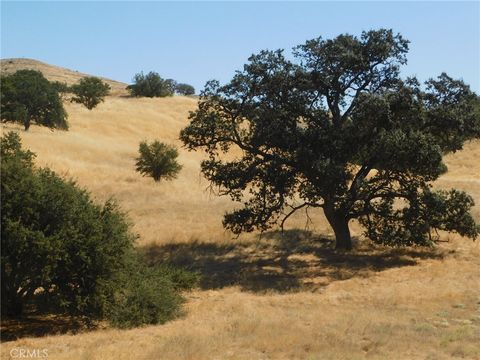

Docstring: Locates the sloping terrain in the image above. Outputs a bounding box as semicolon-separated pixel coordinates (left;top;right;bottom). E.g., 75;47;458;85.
1;58;128;96
1;62;479;359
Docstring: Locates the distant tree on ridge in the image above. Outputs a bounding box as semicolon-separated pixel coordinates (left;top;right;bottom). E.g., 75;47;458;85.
127;71;174;98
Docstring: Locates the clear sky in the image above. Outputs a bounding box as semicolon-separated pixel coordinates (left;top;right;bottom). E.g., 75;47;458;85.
1;1;479;93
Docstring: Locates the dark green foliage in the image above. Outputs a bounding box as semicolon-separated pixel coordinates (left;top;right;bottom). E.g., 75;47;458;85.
156;265;200;291
107;269;181;329
176;83;195;96
71;77;111;110
165;78;178;95
135;140;182;181
360;189;478;246
180;29;479;250
127;71;174;97
1;132;196;327
51;81;71;100
1;132;134;317
106;261;198;329
126;72;195;97
1;70;68;131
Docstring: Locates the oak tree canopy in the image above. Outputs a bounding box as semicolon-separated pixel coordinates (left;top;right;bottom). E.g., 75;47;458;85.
180;29;479;250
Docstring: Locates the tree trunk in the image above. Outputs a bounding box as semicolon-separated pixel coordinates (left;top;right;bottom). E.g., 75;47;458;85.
24;118;30;131
324;206;352;250
1;285;24;317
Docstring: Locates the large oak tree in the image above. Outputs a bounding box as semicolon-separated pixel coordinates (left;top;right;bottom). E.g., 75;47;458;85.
180;29;479;250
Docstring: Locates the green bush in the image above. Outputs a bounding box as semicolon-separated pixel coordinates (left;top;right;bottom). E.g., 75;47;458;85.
158;265;199;291
107;259;199;328
106;262;187;329
71;76;111;110
1;132;134;316
0;70;68;131
175;83;195;96
165;79;178;95
1;132;195;327
127;71;174;97
135;140;182;181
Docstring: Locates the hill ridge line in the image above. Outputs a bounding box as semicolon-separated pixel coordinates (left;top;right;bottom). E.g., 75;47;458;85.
1;58;128;96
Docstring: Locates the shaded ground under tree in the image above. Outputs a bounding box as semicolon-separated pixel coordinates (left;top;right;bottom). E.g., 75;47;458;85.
0;315;98;342
1;230;447;342
142;230;446;293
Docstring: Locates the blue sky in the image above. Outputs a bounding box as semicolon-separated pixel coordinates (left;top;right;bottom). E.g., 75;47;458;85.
1;1;479;93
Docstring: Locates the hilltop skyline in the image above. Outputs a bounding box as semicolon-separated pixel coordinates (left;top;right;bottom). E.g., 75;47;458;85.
1;1;479;93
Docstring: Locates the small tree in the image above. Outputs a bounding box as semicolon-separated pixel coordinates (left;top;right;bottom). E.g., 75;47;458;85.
180;29;479;250
71;77;111;110
127;71;174;98
0;70;68;131
135;140;182;181
176;83;195;96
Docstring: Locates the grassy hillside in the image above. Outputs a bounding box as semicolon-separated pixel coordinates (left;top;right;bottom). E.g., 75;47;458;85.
1;95;478;246
1;58;128;96
1;97;244;245
1;62;479;359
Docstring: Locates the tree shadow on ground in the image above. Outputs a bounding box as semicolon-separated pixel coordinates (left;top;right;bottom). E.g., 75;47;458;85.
141;229;446;293
2;230;446;342
0;315;95;342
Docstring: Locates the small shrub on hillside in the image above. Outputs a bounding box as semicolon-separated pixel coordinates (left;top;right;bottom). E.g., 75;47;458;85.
158;265;199;290
0;70;68;131
135;140;182;182
71;76;111;110
175;83;195;96
127;71;174;98
106;261;192;329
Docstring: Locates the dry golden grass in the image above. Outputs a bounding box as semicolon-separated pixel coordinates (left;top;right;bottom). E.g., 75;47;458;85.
2;240;479;359
436;142;480;221
1;62;480;359
1;58;128;96
0;97;243;246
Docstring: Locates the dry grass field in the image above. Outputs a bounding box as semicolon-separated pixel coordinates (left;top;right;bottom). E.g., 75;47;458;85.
1;60;480;359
